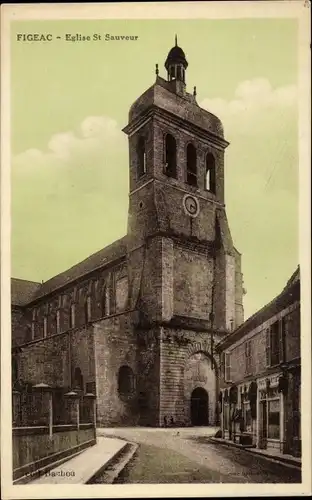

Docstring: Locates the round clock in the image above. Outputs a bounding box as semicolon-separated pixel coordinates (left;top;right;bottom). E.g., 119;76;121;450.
183;194;200;218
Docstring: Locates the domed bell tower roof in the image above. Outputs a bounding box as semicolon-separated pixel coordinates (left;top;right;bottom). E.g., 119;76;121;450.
165;35;188;84
165;36;188;70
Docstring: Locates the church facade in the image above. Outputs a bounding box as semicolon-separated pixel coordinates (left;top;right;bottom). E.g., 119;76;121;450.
12;41;244;428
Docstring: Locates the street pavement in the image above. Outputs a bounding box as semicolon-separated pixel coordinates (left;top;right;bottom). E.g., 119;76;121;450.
97;427;301;483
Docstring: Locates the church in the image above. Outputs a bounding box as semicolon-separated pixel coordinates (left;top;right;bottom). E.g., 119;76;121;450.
11;39;245;428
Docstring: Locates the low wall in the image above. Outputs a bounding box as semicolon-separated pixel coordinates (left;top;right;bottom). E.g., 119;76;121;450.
13;424;96;482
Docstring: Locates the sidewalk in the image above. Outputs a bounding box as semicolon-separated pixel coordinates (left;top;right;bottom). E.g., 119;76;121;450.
29;436;128;484
208;436;301;469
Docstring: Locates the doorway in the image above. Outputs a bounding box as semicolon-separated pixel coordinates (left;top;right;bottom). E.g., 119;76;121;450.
191;387;209;426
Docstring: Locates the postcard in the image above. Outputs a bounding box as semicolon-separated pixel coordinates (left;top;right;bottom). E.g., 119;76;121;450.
1;1;311;498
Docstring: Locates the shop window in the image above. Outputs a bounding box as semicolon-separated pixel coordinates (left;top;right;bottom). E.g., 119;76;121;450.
223;403;229;430
267;399;280;439
242;400;252;432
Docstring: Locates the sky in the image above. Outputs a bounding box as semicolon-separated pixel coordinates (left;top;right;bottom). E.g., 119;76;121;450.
10;19;299;319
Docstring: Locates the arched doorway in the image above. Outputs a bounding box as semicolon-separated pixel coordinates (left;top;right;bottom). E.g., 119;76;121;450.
191;387;209;426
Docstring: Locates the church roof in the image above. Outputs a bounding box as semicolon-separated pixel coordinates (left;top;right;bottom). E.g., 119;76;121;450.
128;77;224;138
11;236;128;306
11;278;41;306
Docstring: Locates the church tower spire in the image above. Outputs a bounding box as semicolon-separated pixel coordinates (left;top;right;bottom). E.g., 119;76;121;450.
164;35;188;84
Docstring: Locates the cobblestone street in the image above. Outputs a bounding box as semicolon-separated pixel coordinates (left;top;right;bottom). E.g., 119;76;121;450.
98;427;301;484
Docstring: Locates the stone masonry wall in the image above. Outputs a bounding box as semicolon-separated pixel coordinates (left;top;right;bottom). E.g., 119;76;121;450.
93;313;138;426
17;325;95;390
159;327;218;426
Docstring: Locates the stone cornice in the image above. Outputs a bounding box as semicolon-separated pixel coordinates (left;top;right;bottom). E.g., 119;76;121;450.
123;105;229;150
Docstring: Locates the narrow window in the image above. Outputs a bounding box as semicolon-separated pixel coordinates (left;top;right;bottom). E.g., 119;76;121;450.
205;153;216;193
56;310;61;333
118;365;135;397
84;299;88;324
31;309;36;340
12;357;18;384
73;367;83;391
164;134;177;178
170;66;175;81
137;137;147;178
279;317;286;363
186;144;197;186
225;353;231;382
245;340;252;375
270;321;280;366
84;296;91;323
87;296;92;321
43;316;48;337
69;304;75;329
176;65;182;80
265;328;271;367
101;286;106;316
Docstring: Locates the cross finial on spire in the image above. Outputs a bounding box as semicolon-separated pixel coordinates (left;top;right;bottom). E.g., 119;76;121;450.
175;34;178;46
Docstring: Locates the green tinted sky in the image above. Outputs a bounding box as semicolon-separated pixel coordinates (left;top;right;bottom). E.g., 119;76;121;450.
11;19;298;319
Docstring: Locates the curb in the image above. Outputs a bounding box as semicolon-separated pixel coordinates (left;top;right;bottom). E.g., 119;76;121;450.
87;441;139;484
208;437;301;471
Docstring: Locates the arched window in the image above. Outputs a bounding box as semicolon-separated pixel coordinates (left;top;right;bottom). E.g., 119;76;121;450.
118;365;135;396
84;297;91;324
164;134;177;178
170;66;176;81
186;144;197;186
73;367;83;391
101;286;109;317
137;137;147;178
69;303;75;329
12;357;18;384
43;316;48;337
205;153;216;193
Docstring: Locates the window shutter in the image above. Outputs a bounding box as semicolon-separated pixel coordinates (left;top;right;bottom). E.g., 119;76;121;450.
225;353;231;382
220;352;225;380
279;317;286;363
265;328;271;367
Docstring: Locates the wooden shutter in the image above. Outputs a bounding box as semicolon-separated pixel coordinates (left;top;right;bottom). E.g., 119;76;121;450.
225;353;231;382
220;352;225;381
279;317;286;363
265;327;271;367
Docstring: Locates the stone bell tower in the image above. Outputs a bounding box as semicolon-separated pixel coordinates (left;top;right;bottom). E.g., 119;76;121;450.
123;38;244;426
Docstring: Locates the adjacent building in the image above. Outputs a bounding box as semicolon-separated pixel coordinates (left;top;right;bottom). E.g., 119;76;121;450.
216;267;301;458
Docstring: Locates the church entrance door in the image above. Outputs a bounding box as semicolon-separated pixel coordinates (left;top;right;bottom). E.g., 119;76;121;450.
191;387;209;426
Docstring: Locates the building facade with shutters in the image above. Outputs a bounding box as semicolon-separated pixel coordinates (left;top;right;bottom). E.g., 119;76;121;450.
216;267;301;457
11;39;245;429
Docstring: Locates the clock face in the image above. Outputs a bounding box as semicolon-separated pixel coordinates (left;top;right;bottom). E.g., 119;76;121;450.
183;195;200;217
